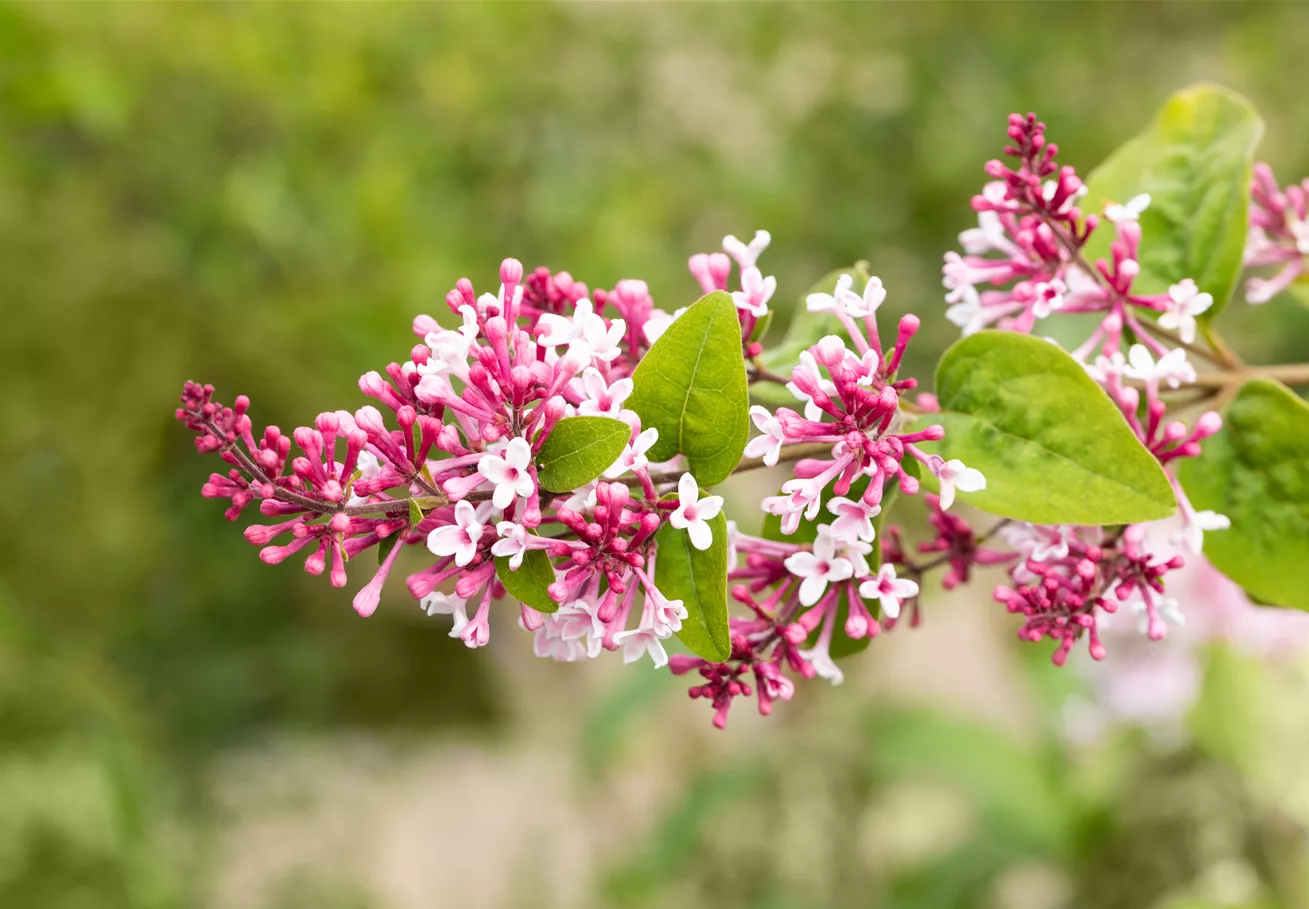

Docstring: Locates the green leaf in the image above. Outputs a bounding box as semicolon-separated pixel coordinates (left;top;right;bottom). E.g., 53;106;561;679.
1082;83;1264;321
752;263;872;408
919;331;1174;524
494;548;559;614
408;498;423;526
654;513;730;661
1179;378;1309;611
628;291;749;486
534;415;630;492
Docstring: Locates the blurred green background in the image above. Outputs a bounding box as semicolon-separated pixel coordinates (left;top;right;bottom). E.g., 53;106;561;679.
5;3;1309;908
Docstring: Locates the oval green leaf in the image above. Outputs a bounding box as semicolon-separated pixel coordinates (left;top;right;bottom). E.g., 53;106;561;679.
1179;378;1309;611
1081;83;1264;322
495;548;559;614
628;290;749;486
654;514;730;662
919;331;1175;524
534;415;630;492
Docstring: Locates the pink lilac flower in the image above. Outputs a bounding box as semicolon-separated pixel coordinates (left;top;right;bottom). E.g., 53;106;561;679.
858;564;919;620
1244;162;1309;303
940;113;1230;665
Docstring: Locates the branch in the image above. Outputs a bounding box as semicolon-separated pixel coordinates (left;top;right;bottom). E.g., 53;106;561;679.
1032;209;1236;370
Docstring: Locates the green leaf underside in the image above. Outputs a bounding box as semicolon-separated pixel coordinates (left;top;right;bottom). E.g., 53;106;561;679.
919;331;1174;524
628;291;749;486
534;415;630;492
495;549;559;614
753;263;871;409
376;532;399;565
1082;83;1264;321
654;514;731;661
1179;379;1309;611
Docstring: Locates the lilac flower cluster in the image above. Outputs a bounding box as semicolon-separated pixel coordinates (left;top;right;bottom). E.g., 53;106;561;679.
1244;163;1309;303
935;114;1230;665
179;109;1296;728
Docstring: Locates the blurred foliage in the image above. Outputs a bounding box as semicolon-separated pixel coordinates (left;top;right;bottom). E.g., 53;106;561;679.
3;3;1309;907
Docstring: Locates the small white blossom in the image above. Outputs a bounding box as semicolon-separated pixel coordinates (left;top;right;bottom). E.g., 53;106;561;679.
669;473;724;551
1104;193;1152;223
945;284;988;336
491;521;530;569
784;527;854;607
642;306;685;345
928;456;987;511
743;406;786;466
1124;344;1196;389
604;427;660;479
576;367;635;418
858;564;919;620
535;299;627;362
1182;509;1230;555
419;592;470;640
556;600;604;659
1158;279;1213;344
477;436;536;509
807;273;886;319
612;624;670;668
426;500;484;567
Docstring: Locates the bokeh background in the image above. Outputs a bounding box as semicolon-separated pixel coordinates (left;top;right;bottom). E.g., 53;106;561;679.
5;3;1309;908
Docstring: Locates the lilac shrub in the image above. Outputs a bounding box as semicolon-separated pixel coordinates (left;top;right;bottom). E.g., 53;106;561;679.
177;85;1309;728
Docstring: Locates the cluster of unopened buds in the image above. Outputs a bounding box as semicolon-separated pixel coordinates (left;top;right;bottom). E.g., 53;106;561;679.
177;111;1296;728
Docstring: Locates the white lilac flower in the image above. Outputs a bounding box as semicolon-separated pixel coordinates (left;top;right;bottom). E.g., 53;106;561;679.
1158;279;1213;344
1124;344;1196;389
535;299;627;362
613;623;671;668
669;473;724;551
945;284;988;336
419;592;470;640
556;601;604;659
604;427;660;479
1104;193;1151;223
476;436;536;509
426;500;484;567
743;405;786;466
576;367;635;418
806;273;886;320
784;526;854;607
491;521;530;569
858;563;919;620
928;456;987;511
